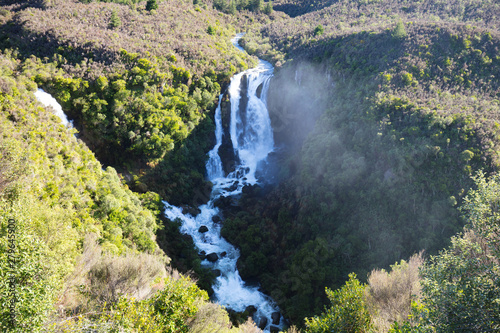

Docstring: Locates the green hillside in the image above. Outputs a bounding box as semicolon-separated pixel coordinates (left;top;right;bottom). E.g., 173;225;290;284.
1;0;500;332
221;0;500;327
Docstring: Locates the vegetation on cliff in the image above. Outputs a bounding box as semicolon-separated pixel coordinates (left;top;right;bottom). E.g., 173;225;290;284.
1;0;500;331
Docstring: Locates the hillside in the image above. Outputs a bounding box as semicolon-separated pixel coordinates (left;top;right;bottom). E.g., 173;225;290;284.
0;0;270;331
0;0;281;205
220;0;500;325
1;0;500;332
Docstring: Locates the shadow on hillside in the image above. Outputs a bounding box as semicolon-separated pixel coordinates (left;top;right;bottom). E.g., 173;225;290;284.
0;0;46;11
274;0;338;18
287;28;406;76
0;12;117;67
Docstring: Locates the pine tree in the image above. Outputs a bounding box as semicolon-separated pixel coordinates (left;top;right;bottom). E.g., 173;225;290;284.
146;0;158;11
263;1;273;14
109;10;121;29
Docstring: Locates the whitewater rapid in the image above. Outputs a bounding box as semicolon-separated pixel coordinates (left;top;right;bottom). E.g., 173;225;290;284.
163;34;282;331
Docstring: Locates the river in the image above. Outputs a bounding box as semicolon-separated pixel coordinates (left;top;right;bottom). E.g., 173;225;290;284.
163;34;283;332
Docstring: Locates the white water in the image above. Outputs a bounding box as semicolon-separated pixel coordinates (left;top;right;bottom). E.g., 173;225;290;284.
34;88;72;127
163;35;282;331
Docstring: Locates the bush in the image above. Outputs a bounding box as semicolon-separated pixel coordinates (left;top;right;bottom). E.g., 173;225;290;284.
392;20;407;39
146;0;158;11
366;252;424;332
305;273;373;333
314;24;324;36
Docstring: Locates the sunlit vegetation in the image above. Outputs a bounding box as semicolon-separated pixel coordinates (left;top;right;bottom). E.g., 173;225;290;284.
0;0;265;203
2;0;500;331
0;44;254;333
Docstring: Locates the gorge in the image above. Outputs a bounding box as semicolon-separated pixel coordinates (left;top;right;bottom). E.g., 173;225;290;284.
163;34;282;331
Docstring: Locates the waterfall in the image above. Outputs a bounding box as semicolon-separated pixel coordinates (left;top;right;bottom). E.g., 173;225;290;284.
163;35;282;331
34;88;72;127
206;94;224;180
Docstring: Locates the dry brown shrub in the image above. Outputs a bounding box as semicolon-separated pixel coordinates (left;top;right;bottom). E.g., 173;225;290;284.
365;251;424;333
237;318;262;333
87;247;168;304
284;325;302;333
56;233;167;315
187;302;233;333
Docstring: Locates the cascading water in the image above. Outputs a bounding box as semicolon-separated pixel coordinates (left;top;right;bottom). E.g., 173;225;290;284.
163;34;282;331
34;88;72;127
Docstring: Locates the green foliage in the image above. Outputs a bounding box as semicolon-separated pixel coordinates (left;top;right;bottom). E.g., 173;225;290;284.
146;0;159;11
305;274;373;333
150;276;209;332
390;172;500;332
229;1;500;322
0;50;168;329
213;0;266;14
313;25;324;36
417;172;500;332
392;21;407;39
263;1;273;14
0;198;58;332
109;10;121;29
207;25;216;35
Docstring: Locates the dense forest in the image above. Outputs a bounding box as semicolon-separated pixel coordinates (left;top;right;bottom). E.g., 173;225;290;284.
0;0;499;332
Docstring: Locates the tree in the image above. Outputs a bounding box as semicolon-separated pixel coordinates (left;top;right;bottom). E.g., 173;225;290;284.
392;20;407;39
207;25;216;35
263;1;273;14
149;276;209;333
305;273;373;333
109;9;121;29
146;0;158;11
249;0;262;12
314;24;324;36
416;172;500;332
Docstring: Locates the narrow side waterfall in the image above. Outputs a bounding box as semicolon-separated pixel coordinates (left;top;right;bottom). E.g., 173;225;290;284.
163;35;282;331
34;88;72;127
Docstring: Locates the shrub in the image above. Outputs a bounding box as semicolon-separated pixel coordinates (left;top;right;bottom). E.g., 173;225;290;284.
392;20;407;39
366;252;424;332
305;273;373;333
109;10;121;29
314;24;325;36
146;0;158;11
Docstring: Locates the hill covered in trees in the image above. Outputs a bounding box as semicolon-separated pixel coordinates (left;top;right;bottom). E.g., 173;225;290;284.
1;0;500;332
221;0;500;329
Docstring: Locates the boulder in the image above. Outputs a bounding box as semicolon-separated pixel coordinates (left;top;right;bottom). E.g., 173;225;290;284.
258;317;267;330
212;215;222;223
270;325;280;333
213;196;231;209
271;312;280;325
227;181;239;192
206;252;219;262
245;305;257;316
182;205;200;216
198;225;209;233
198;251;206;260
213;269;221;277
220;251;227;257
